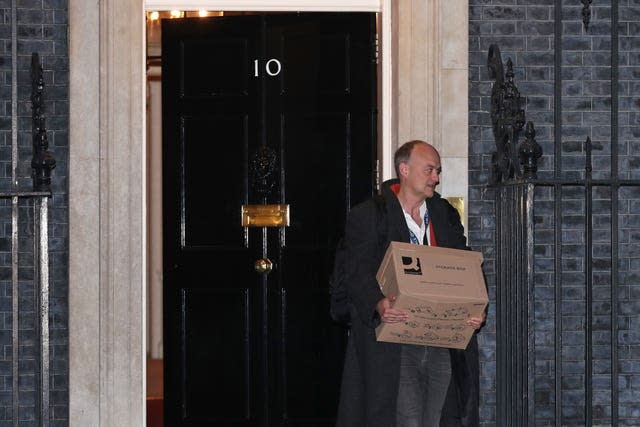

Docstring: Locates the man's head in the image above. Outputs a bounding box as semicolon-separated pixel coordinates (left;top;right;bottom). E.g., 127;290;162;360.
394;140;441;199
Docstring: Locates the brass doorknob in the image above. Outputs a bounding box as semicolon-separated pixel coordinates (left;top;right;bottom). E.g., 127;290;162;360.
254;258;273;274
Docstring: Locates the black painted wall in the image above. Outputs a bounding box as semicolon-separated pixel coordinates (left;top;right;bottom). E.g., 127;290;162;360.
0;0;68;425
470;1;640;425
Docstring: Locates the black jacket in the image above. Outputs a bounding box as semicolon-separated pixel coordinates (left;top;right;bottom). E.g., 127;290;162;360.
336;179;479;427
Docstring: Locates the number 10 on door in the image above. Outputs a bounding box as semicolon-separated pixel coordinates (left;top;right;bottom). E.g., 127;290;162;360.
254;59;282;77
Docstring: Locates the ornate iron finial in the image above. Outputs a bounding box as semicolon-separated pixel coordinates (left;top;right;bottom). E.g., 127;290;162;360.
250;145;278;199
488;44;526;183
519;122;542;180
581;0;592;31
31;52;56;192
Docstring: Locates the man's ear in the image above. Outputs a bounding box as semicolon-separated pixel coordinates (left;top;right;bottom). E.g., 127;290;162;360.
400;163;409;177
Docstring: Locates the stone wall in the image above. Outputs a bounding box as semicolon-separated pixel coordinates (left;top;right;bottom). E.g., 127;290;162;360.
469;1;640;425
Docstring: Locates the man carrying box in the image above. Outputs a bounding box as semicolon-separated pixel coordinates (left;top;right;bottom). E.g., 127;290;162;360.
335;141;485;427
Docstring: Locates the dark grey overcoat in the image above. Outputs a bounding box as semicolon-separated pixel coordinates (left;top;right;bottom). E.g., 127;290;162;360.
335;179;480;427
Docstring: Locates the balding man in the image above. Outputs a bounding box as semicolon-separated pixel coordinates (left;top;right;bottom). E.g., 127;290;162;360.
336;140;485;427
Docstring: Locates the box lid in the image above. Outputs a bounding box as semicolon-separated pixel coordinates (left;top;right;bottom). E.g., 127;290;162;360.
376;241;488;302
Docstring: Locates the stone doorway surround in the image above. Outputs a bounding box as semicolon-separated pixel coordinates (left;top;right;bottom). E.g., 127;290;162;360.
68;0;467;425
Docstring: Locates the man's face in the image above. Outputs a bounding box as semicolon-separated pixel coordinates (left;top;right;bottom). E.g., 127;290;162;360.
401;144;441;199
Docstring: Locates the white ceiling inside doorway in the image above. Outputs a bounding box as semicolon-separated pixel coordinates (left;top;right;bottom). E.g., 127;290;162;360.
144;0;381;11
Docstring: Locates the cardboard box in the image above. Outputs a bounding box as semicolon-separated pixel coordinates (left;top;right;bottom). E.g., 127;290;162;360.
375;241;488;349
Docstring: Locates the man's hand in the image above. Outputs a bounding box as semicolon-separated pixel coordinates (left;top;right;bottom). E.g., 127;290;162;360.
466;312;486;330
376;296;409;323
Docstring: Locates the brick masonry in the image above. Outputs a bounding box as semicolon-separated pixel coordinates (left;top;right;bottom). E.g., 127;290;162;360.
0;0;68;426
470;1;640;425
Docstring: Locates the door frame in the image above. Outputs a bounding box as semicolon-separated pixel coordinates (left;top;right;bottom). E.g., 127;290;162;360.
69;2;394;426
69;1;470;425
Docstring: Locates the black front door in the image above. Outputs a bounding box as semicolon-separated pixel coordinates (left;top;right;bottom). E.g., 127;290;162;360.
162;13;377;426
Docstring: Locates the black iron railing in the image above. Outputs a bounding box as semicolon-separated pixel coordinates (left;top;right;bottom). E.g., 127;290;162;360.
490;2;638;422
0;51;54;427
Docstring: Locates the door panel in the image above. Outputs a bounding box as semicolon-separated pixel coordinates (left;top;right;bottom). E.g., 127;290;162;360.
280;34;350;95
282;113;348;236
182;39;251;98
181;114;249;247
163;13;376;427
183;287;250;420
